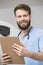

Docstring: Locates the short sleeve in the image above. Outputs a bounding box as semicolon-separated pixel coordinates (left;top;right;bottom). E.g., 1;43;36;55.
39;35;43;51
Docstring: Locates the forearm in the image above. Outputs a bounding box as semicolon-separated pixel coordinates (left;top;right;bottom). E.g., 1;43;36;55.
26;51;43;61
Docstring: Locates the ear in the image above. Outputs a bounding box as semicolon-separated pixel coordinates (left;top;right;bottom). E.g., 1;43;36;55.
29;15;32;20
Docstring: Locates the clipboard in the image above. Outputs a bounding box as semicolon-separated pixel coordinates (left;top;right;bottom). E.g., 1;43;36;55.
0;37;25;64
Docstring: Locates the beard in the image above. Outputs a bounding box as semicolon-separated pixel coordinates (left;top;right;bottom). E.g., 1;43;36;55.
17;20;31;30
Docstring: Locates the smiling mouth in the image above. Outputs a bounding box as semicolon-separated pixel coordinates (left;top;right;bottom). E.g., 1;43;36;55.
20;21;27;23
20;22;27;26
20;22;26;25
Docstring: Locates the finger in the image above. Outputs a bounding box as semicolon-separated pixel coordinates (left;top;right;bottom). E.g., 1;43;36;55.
14;43;25;48
2;59;11;65
13;44;21;48
13;49;21;54
1;58;11;63
13;46;21;51
2;53;8;57
1;56;11;60
14;43;25;47
2;62;6;65
4;59;11;62
13;49;21;56
13;44;23;49
17;53;22;56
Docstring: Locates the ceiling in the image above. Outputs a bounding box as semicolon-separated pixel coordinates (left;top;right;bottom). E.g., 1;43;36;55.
0;0;43;8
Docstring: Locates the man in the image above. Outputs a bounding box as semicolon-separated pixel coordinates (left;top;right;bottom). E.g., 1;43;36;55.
1;4;43;65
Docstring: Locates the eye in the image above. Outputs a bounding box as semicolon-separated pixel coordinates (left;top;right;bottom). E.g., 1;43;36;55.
23;14;28;17
23;15;27;17
17;15;21;18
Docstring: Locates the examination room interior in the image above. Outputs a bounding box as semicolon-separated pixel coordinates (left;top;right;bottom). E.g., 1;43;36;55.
0;0;43;65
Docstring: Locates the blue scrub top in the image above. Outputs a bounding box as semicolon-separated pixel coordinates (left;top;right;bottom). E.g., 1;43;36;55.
18;27;43;65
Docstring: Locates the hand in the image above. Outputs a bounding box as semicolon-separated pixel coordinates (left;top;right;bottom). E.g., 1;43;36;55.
12;44;29;57
1;53;11;65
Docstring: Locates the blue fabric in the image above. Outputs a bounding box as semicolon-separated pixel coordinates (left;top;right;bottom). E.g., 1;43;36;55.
18;27;43;65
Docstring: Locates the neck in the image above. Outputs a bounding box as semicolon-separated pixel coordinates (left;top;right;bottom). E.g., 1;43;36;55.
21;26;31;37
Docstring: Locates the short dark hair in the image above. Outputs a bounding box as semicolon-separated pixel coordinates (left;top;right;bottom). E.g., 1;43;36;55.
14;4;31;16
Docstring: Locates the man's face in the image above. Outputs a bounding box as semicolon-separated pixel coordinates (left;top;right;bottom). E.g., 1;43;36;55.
15;9;31;30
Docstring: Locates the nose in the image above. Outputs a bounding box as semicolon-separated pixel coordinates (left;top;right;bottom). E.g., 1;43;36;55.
21;16;25;20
